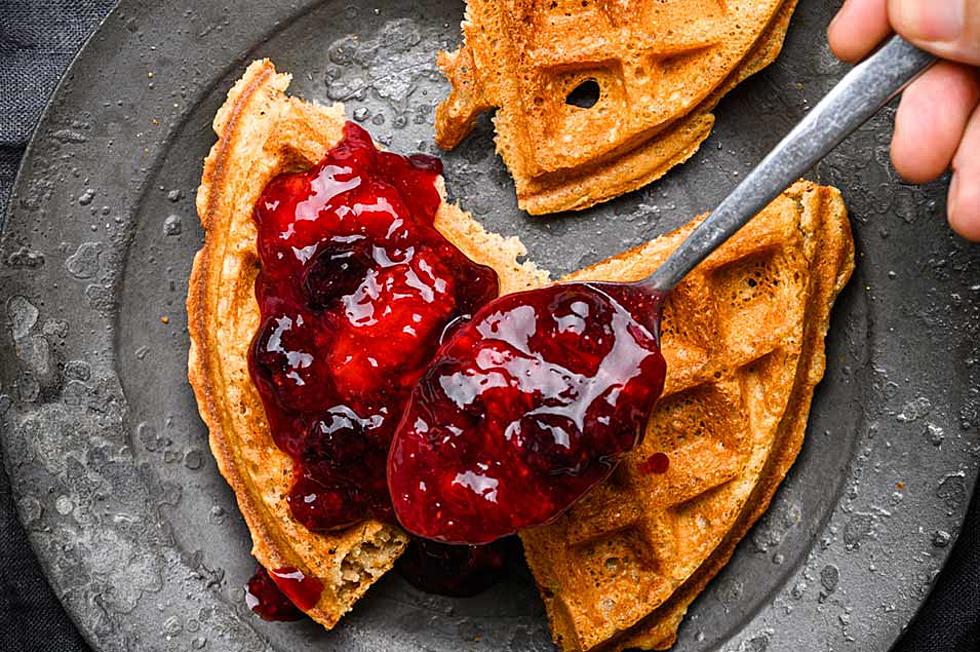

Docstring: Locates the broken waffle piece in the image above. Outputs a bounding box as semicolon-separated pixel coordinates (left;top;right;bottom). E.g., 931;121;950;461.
436;0;799;214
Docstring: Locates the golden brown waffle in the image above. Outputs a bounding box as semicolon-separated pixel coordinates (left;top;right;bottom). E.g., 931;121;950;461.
188;61;407;629
188;59;549;629
436;0;799;215
189;60;852;642
521;184;854;651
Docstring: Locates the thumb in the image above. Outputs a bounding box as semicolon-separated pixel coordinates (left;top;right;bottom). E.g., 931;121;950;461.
889;0;980;65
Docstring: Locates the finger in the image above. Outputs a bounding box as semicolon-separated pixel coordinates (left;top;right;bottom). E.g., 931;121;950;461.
891;62;980;184
889;0;980;65
948;105;980;241
829;0;892;62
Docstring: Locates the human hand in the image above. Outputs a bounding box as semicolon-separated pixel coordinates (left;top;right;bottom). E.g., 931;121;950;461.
828;0;980;240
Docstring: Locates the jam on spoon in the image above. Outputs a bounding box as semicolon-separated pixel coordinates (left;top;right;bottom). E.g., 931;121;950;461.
388;282;667;544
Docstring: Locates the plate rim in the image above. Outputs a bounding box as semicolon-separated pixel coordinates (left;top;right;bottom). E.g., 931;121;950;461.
1;1;976;651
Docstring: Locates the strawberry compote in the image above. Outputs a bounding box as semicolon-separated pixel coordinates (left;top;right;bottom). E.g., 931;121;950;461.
248;123;498;533
388;283;667;544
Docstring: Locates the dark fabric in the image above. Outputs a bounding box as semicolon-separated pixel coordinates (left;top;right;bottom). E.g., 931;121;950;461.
898;485;980;652
0;454;92;652
2;3;113;649
0;1;977;651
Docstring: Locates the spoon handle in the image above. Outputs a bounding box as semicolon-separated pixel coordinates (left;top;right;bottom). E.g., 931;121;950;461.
645;36;936;292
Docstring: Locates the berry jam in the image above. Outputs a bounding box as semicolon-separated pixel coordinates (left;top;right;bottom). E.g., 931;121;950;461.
248;123;499;533
245;566;323;621
388;282;667;544
640;452;670;474
396;538;515;597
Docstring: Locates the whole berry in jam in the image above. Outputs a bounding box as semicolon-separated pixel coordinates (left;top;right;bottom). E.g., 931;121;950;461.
302;243;373;311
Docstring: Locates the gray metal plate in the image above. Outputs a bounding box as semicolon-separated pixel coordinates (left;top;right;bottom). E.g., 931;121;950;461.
1;1;978;651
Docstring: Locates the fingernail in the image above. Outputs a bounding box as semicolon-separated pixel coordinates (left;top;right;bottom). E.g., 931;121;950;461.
828;6;842;32
947;174;980;241
892;0;965;41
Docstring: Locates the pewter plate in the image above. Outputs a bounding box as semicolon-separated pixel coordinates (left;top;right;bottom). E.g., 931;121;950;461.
2;1;978;651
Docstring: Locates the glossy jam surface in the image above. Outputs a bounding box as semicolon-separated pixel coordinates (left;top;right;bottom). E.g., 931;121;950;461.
388;282;667;544
396;538;514;597
245;566;323;621
249;123;499;533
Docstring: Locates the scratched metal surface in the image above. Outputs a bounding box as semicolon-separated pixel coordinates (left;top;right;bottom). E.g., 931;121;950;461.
1;1;978;651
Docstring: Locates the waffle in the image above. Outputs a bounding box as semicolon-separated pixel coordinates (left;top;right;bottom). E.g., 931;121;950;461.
188;60;853;641
436;0;799;215
521;184;854;651
188;59;550;629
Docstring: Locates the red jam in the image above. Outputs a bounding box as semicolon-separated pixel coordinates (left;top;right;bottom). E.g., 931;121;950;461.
640;452;670;474
396;538;514;597
248;123;499;533
249;122;667;565
388;282;667;544
245;566;323;621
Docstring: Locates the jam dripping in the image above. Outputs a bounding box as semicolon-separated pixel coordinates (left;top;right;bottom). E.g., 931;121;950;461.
248;122;499;533
396;538;516;597
388;283;667;544
245;566;323;621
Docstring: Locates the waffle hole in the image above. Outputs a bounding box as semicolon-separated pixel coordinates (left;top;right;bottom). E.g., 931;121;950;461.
713;251;783;309
646;384;735;451
578;526;657;585
711;249;800;348
566;79;601;109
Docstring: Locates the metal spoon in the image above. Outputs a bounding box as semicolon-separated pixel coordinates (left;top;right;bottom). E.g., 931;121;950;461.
387;39;939;543
645;36;936;292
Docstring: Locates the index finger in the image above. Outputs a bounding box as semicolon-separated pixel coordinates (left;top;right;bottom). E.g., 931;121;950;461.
828;0;893;62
